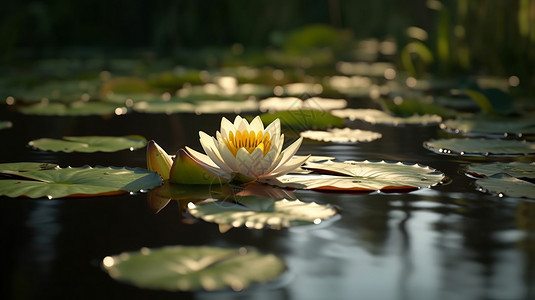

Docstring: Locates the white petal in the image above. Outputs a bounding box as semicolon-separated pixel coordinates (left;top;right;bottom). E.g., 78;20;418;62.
217;142;239;171
220;117;235;140
234;115;251;132
270;137;303;173
264;118;281;139
199;132;234;173
264;133;285;174
249;116;264;132
265;154;309;178
235;147;264;178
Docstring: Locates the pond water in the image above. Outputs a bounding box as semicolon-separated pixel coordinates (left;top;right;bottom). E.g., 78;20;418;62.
1;104;534;300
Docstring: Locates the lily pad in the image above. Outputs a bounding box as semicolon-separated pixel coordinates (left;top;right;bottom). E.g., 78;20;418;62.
259;97;347;113
0;162;59;173
300;128;382;143
440;117;535;137
18;101;121;116
259;109;345;130
264;160;444;192
28;135;147;153
0;121;12;130
134;99;258;114
102;245;286;292
476;174;535;199
188;198;338;230
8;80;100;103
423;138;535;157
331;108;442;126
0;165;162;199
466;162;535;179
381;98;466;119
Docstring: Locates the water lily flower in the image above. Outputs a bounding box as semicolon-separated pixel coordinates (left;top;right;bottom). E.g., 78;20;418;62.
186;115;309;181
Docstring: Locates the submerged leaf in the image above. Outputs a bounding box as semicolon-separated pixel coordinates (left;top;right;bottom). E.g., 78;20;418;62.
300;128;382;143
102;246;286;291
424;138;535;157
29;135;147;153
188;198;338;230
0;166;162;198
264;160;444;192
331;108;442;126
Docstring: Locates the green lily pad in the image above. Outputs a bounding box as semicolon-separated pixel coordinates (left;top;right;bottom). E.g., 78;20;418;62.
331;108;442;126
263;160;444;192
18;101;121;116
466;162;535;179
300;128;382;143
259;109;344;130
0;121;12;130
28;135;147;153
0;165;162;199
134;99;258;114
102;246;286;292
423;138;535;157
476;174;535;199
0;162;59;174
188;198;338;230
259;97;347;113
8;80;100;103
381;98;466;119
440;116;535;137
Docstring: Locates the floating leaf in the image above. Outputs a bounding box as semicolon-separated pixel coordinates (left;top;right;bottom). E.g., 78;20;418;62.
102;246;286;292
100;77;152;98
8;80;100;103
466;162;535;179
18;101;121;116
0;162;59;174
423;138;535;157
188;198;338;230
331;108;442;126
381;98;466;118
134;99;258;114
264;160;444;192
476;174;535;199
300;128;382;143
259;97;347;113
440;116;535;137
0;166;162;199
259;109;344;130
0;121;12;130
28;135;147;153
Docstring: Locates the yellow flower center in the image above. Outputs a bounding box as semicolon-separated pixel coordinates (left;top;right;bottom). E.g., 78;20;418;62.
225;130;271;156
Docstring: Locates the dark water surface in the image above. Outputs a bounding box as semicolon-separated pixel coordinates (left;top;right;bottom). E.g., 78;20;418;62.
1;106;534;300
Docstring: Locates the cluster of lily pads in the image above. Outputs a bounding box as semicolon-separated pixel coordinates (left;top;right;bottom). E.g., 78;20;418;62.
1;53;534;292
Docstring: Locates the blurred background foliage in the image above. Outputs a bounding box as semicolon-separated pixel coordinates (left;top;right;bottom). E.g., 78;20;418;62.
0;0;534;81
